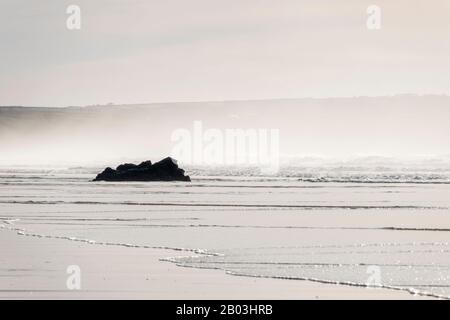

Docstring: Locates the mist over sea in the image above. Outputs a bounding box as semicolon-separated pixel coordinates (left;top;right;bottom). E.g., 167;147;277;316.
1;96;450;166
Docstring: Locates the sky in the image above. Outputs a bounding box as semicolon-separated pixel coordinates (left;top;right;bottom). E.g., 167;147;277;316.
1;0;450;107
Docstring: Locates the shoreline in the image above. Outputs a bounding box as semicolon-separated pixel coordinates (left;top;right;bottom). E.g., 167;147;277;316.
0;228;431;300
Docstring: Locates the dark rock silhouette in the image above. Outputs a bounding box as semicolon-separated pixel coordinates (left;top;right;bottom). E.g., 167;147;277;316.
93;157;191;182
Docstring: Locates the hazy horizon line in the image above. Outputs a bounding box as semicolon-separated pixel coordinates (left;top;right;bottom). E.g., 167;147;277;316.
1;93;450;109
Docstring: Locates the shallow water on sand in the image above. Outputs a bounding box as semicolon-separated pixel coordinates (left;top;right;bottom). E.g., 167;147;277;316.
1;167;450;298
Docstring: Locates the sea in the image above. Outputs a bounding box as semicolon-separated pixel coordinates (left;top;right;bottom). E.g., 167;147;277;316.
1;159;450;298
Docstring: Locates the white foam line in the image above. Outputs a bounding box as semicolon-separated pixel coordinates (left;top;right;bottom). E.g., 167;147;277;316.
0;218;220;257
166;258;450;300
0;199;444;210
224;271;450;300
2;218;447;299
253;241;450;250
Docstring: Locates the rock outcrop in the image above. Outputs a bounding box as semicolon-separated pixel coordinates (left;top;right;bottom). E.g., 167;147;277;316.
93;157;191;182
